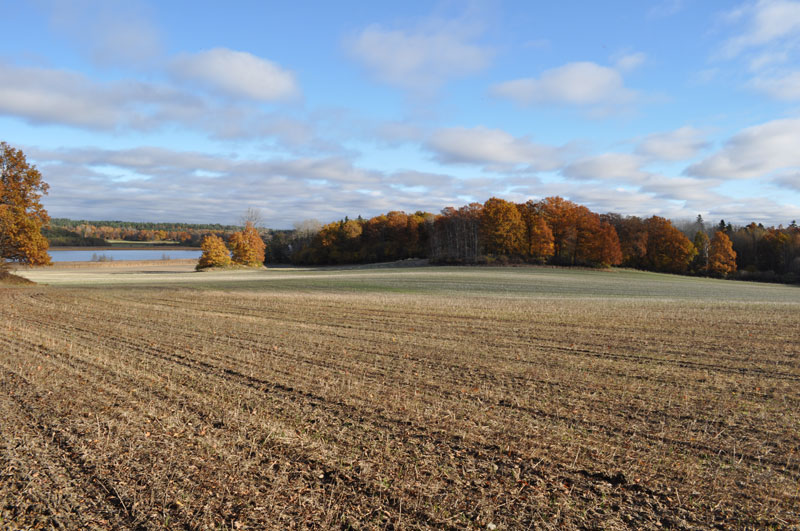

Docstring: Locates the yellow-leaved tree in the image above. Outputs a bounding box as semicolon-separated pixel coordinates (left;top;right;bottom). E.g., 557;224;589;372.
708;230;737;277
1;142;51;269
481;197;525;256
230;222;266;267
196;234;231;270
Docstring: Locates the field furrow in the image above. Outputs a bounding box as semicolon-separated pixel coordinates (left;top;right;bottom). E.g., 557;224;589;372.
2;274;799;529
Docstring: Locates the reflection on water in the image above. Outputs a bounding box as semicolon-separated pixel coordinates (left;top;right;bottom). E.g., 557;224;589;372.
49;249;202;262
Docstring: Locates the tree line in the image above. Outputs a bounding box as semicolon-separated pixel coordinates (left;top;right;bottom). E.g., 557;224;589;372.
48;219;249;247
3;141;798;283
268;197;799;283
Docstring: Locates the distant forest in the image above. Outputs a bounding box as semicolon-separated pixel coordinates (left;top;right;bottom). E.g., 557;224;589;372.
267;197;800;284
47;218;255;247
45;198;800;284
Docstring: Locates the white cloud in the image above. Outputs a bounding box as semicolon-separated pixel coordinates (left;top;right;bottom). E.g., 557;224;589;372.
0;62;342;153
774;172;800;190
31;145;466;226
748;50;790;70
719;1;800;100
0;62;193;130
491;62;636;107
686;117;800;179
386;170;456;189
749;71;800;99
706;196;800;224
636;126;709;161
171;48;299;101
723;0;800;57
346;22;492;92
562;153;649;182
615;52;647;72
426;126;563;171
639;175;724;202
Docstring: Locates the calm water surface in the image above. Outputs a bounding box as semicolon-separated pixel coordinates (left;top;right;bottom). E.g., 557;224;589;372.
49;249;202;262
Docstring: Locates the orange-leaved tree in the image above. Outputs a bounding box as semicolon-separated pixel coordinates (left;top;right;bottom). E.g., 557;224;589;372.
1;142;51;268
708;230;737;277
196;234;231;270
230;222;266;266
581;221;623;267
517;200;554;262
643;216;697;273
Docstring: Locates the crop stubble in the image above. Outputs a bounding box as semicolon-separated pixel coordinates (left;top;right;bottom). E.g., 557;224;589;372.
1;282;798;529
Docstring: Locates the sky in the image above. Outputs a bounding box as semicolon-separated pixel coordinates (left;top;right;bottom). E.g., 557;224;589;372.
2;0;800;228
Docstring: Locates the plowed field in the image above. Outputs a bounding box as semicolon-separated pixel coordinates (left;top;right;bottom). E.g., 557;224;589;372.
2;266;799;529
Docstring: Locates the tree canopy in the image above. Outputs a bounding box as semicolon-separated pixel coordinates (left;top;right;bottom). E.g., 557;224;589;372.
196;234;232;270
0;142;51;266
708;231;737;277
230;223;266;266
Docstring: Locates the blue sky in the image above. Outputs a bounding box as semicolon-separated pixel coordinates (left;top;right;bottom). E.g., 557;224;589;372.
2;0;800;227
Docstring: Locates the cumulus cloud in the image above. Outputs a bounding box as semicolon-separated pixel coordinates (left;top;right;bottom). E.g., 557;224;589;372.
170;48;299;101
562;153;649;182
426;126;564;172
0;62;195;130
636;126;709;161
0;62;344;154
686;117;800;179
639;175;724;202
346;20;492;92
30;146;468;226
490;62;637;110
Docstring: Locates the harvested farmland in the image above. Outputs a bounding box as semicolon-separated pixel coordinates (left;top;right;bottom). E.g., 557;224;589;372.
1;266;799;529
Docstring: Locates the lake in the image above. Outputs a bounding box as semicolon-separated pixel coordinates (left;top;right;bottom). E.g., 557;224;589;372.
49;249;203;262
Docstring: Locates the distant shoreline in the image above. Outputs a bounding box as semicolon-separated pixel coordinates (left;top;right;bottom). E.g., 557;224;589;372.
49;245;199;251
14;259;198;270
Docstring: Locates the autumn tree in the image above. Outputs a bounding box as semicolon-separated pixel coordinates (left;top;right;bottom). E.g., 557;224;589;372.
230;222;266;266
481;197;525;256
196;234;232;270
582;221;623;267
0;142;51;267
708;231;737;277
642;216;697;273
538;196;580;261
518;200;554;262
604;214;648;268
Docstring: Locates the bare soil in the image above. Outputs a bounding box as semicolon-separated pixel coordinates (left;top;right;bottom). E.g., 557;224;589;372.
1;272;798;529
